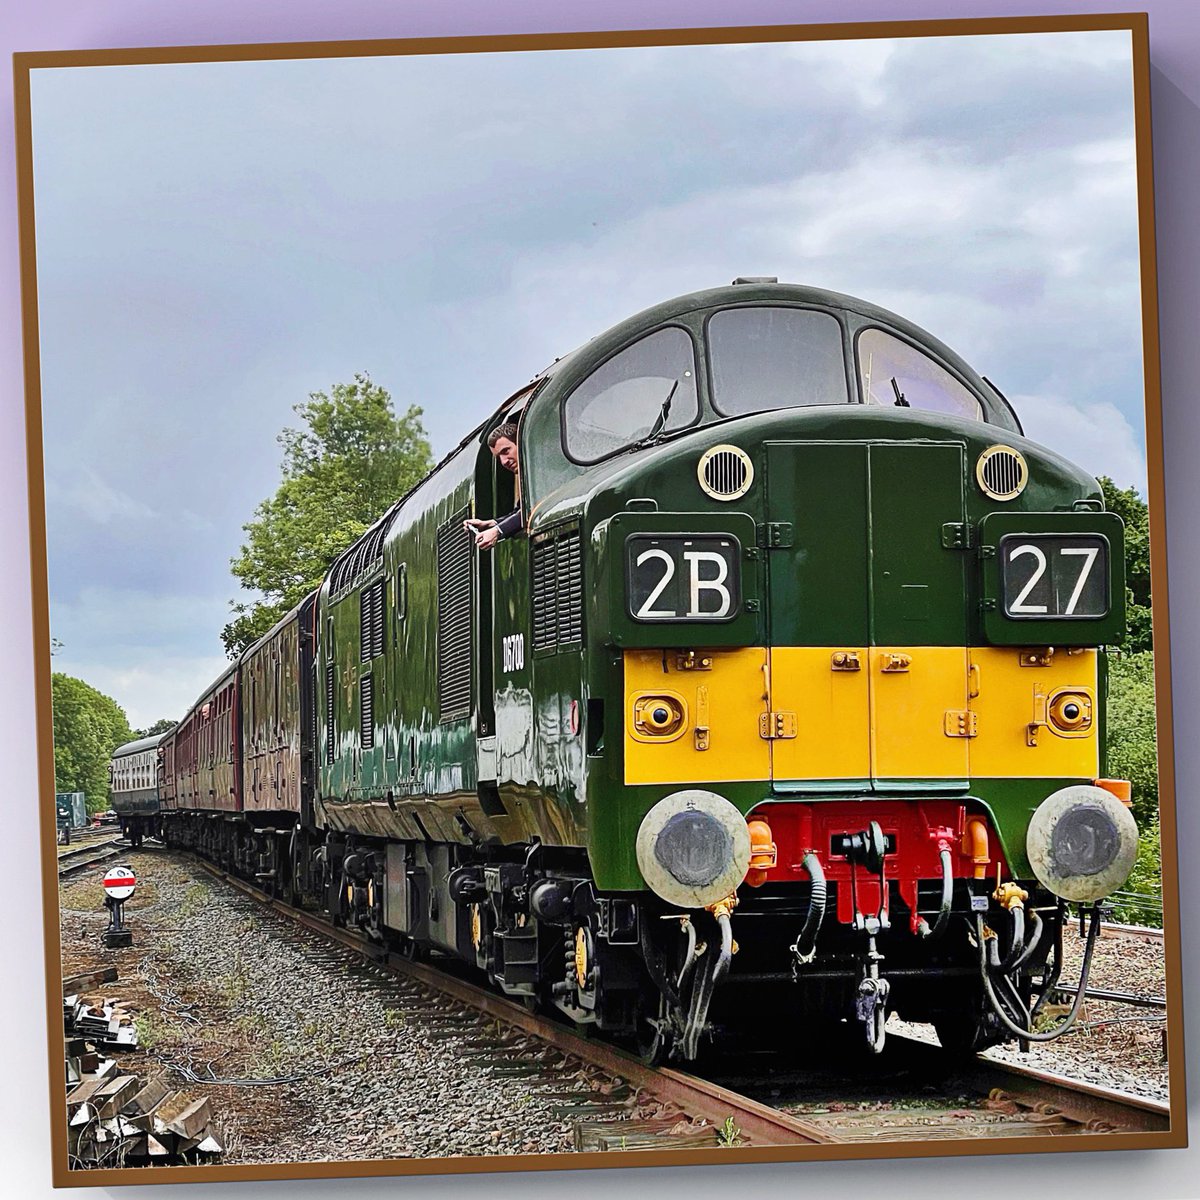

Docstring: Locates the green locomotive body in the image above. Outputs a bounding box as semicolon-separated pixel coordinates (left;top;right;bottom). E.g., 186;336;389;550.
301;281;1136;1057
162;280;1138;1060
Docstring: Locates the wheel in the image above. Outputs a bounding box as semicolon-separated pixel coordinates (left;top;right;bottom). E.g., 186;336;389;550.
933;1008;1005;1055
634;990;673;1065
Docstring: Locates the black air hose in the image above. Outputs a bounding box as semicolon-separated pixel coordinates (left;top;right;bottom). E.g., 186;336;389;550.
791;852;827;964
917;848;954;940
998;905;1027;971
679;911;734;1059
976;904;1102;1041
1010;909;1045;971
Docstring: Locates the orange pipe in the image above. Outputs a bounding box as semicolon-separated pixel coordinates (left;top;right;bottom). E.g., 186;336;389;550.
963;816;990;879
1094;778;1133;807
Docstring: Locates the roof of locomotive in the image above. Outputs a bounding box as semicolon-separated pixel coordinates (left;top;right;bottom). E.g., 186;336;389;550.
111;730;173;758
318;279;1020;600
525;279;1011;416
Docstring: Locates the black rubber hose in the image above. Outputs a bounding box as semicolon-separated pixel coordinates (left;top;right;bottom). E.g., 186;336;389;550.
1030;904;1066;1020
680;913;734;1060
791;852;827;964
1010;909;1045;972
676;917;699;994
976;905;1102;1041
918;849;954;939
999;905;1027;971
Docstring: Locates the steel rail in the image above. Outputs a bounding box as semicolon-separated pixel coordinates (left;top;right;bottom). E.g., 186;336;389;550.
185;857;1170;1145
970;1057;1170;1132
193;859;832;1148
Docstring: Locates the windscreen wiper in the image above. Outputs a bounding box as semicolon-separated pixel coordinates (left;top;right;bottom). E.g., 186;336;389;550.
891;377;910;407
637;379;680;447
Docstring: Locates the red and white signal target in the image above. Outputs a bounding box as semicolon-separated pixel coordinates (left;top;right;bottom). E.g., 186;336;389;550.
102;866;137;901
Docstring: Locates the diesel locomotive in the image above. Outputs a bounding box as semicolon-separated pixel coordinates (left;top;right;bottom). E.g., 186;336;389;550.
153;279;1138;1060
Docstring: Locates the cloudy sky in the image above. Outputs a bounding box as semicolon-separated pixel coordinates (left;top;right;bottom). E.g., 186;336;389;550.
29;29;1146;729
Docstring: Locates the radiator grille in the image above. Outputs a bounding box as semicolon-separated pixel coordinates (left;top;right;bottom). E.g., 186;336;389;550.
532;529;583;650
360;579;385;660
436;511;473;721
556;533;584;644
531;538;558;651
360;673;374;750
976;445;1028;501
698;445;753;500
325;665;335;764
330;517;390;596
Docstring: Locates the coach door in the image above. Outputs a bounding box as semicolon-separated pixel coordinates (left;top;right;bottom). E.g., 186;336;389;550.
765;441;969;788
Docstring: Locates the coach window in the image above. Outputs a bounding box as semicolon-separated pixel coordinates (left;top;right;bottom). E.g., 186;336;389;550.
562;327;699;464
708;306;848;416
857;327;984;422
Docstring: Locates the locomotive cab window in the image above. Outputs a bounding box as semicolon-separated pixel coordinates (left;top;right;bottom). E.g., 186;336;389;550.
562;327;699;463
708;306;848;416
857;327;984;422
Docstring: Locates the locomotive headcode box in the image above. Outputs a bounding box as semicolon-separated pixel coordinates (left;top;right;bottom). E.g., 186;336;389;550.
978;511;1126;645
597;511;761;648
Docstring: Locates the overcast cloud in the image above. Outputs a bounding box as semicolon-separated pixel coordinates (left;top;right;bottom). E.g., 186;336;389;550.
29;30;1146;728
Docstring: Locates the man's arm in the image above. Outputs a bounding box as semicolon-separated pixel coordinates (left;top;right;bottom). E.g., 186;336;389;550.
496;507;525;539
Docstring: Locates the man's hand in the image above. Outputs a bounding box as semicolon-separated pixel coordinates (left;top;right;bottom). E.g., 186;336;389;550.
463;516;501;549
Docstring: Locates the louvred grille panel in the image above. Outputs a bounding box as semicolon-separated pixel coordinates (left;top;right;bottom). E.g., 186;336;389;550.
437;510;473;721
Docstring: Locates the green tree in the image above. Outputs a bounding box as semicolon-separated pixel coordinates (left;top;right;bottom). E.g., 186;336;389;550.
222;373;432;656
1105;650;1159;830
1099;476;1152;651
135;717;177;738
51;673;134;812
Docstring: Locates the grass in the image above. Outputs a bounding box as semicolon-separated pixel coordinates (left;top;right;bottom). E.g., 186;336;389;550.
176;882;212;920
133;1009;175;1053
716;1115;743;1148
255;1038;292;1078
219;953;251;1004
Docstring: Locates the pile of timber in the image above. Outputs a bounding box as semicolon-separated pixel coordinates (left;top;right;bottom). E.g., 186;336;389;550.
63;967;224;1168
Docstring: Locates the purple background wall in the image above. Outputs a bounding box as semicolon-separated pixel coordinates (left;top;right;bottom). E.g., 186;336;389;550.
3;3;1195;1196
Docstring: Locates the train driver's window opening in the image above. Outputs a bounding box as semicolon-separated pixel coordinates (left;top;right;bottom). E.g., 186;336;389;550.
857;327;984;422
708;306;848;416
562;326;699;464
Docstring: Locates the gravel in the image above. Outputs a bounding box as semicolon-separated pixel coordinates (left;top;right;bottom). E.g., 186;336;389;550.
60;850;1171;1169
979;924;1170;1101
58;849;592;1164
890;922;1170;1102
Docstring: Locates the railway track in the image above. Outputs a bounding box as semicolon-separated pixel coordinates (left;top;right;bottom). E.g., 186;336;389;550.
57;835;127;879
179;853;1168;1153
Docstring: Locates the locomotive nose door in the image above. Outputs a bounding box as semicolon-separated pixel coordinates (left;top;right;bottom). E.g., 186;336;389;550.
765;440;969;789
865;443;969;786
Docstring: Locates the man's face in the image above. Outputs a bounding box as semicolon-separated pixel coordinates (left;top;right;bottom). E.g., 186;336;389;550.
491;436;519;473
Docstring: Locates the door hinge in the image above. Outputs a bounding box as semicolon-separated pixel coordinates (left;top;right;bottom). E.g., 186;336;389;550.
941;522;974;550
675;650;713;671
759;711;798;740
944;710;979;738
765;522;794;548
831;650;862;671
880;652;912;673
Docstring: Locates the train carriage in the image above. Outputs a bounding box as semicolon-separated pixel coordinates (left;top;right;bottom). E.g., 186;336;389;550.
109;731;173;847
163;280;1139;1062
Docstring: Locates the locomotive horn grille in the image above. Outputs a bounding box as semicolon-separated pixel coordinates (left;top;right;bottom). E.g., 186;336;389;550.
976;445;1028;501
698;445;754;501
